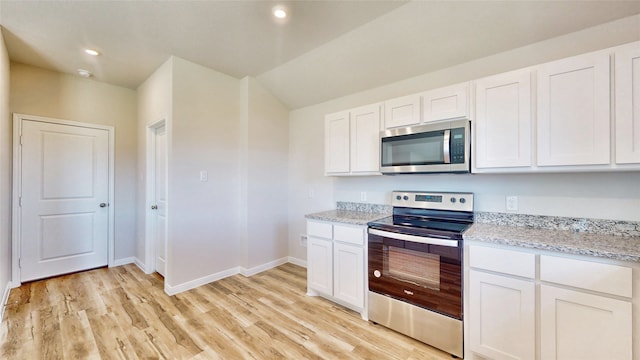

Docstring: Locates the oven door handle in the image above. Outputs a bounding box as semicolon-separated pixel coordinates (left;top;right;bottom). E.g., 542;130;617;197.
368;228;459;247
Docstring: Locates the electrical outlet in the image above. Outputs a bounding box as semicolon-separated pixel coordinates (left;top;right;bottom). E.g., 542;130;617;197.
199;170;208;182
308;188;314;199
300;234;307;247
506;196;518;212
360;191;367;201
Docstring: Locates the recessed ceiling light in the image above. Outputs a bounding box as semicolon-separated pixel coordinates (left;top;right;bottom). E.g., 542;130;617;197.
84;48;100;56
272;6;287;19
77;69;92;78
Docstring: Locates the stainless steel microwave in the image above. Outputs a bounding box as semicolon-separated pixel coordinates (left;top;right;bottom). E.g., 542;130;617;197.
380;119;470;174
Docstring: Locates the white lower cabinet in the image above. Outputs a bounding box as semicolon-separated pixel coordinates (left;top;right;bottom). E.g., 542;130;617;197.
333;242;364;308
469;270;535;360
468;244;634;360
540;285;632;360
469;245;536;360
306;220;366;319
307;236;333;295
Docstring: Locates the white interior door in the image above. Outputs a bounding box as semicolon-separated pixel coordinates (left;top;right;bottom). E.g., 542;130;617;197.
152;125;167;276
20;119;110;282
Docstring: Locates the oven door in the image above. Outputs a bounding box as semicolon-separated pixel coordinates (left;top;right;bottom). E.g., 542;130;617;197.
368;228;462;320
380;119;469;174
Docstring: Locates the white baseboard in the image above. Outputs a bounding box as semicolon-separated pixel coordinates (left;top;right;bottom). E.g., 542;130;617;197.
110;257;135;267
287;256;307;268
164;267;241;296
133;258;146;273
162;256;308;296
1;280;12;321
240;257;289;277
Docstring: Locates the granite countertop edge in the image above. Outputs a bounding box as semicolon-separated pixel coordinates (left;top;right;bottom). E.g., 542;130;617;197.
464;223;640;263
305;209;388;226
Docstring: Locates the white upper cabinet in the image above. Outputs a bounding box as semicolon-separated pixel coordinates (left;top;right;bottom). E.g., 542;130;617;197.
422;82;469;123
325;111;350;174
474;69;532;170
384;94;421;129
536;51;611;166
325;103;382;176
350;104;382;173
383;83;470;130
615;41;640;164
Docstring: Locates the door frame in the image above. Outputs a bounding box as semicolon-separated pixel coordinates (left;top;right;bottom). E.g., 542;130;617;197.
11;113;115;286
144;118;168;275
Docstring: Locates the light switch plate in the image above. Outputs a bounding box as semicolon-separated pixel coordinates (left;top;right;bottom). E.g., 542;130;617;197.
506;196;518;212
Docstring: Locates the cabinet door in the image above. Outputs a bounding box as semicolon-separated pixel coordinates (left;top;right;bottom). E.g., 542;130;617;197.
384;94;421;129
537;51;610;166
469;270;535;360
325;111;350;174
474;70;532;169
307;236;333;296
422;83;469;123
350;103;382;173
333;242;364;309
615;41;640;164
540;285;632;360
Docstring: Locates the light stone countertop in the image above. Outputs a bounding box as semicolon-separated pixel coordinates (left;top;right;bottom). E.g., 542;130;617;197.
305;209;388;226
464;222;640;263
305;203;640;263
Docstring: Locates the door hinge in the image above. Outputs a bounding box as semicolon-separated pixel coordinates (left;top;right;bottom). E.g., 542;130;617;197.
18;258;21;268
19;135;22;146
18;196;22;207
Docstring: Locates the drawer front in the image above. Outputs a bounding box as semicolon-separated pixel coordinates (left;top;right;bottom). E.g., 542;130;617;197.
333;224;365;246
470;245;535;278
540;255;632;298
307;221;333;239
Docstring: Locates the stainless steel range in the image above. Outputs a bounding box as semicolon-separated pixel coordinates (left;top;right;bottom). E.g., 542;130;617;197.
367;191;474;358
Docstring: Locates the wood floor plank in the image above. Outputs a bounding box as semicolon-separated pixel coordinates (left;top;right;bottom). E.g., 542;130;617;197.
85;308;138;360
59;309;100;359
2;263;454;360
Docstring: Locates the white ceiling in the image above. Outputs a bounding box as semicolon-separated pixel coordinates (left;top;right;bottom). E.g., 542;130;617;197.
1;1;640;109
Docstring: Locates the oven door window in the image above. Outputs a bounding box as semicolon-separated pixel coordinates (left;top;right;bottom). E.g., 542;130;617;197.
381;131;445;167
385;246;440;290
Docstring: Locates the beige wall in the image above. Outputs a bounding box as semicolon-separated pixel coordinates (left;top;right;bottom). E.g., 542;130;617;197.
137;59;290;292
136;58;172;269
167;57;242;289
0;27;12;307
241;77;289;269
10;63;138;261
287;15;640;261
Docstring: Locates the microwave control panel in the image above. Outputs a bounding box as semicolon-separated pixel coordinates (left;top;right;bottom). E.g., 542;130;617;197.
450;127;466;164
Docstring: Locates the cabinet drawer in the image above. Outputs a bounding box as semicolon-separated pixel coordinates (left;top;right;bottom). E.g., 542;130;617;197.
540;255;632;297
333;224;365;245
307;221;332;239
470;245;535;278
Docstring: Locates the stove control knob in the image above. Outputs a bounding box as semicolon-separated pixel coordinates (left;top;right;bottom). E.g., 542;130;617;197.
450;197;456;203
403;195;409;201
396;195;402;200
374;270;381;278
459;197;466;204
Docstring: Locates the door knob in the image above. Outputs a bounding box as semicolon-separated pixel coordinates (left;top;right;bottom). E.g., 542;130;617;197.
151;205;158;210
99;203;107;208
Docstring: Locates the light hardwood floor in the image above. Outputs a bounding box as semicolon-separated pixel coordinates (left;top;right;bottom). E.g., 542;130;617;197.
1;263;453;359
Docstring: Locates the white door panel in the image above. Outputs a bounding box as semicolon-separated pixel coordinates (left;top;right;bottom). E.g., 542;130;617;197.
153;125;167;276
21;119;110;282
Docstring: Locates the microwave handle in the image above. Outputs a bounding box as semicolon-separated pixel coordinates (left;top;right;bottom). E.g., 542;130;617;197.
443;129;451;164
